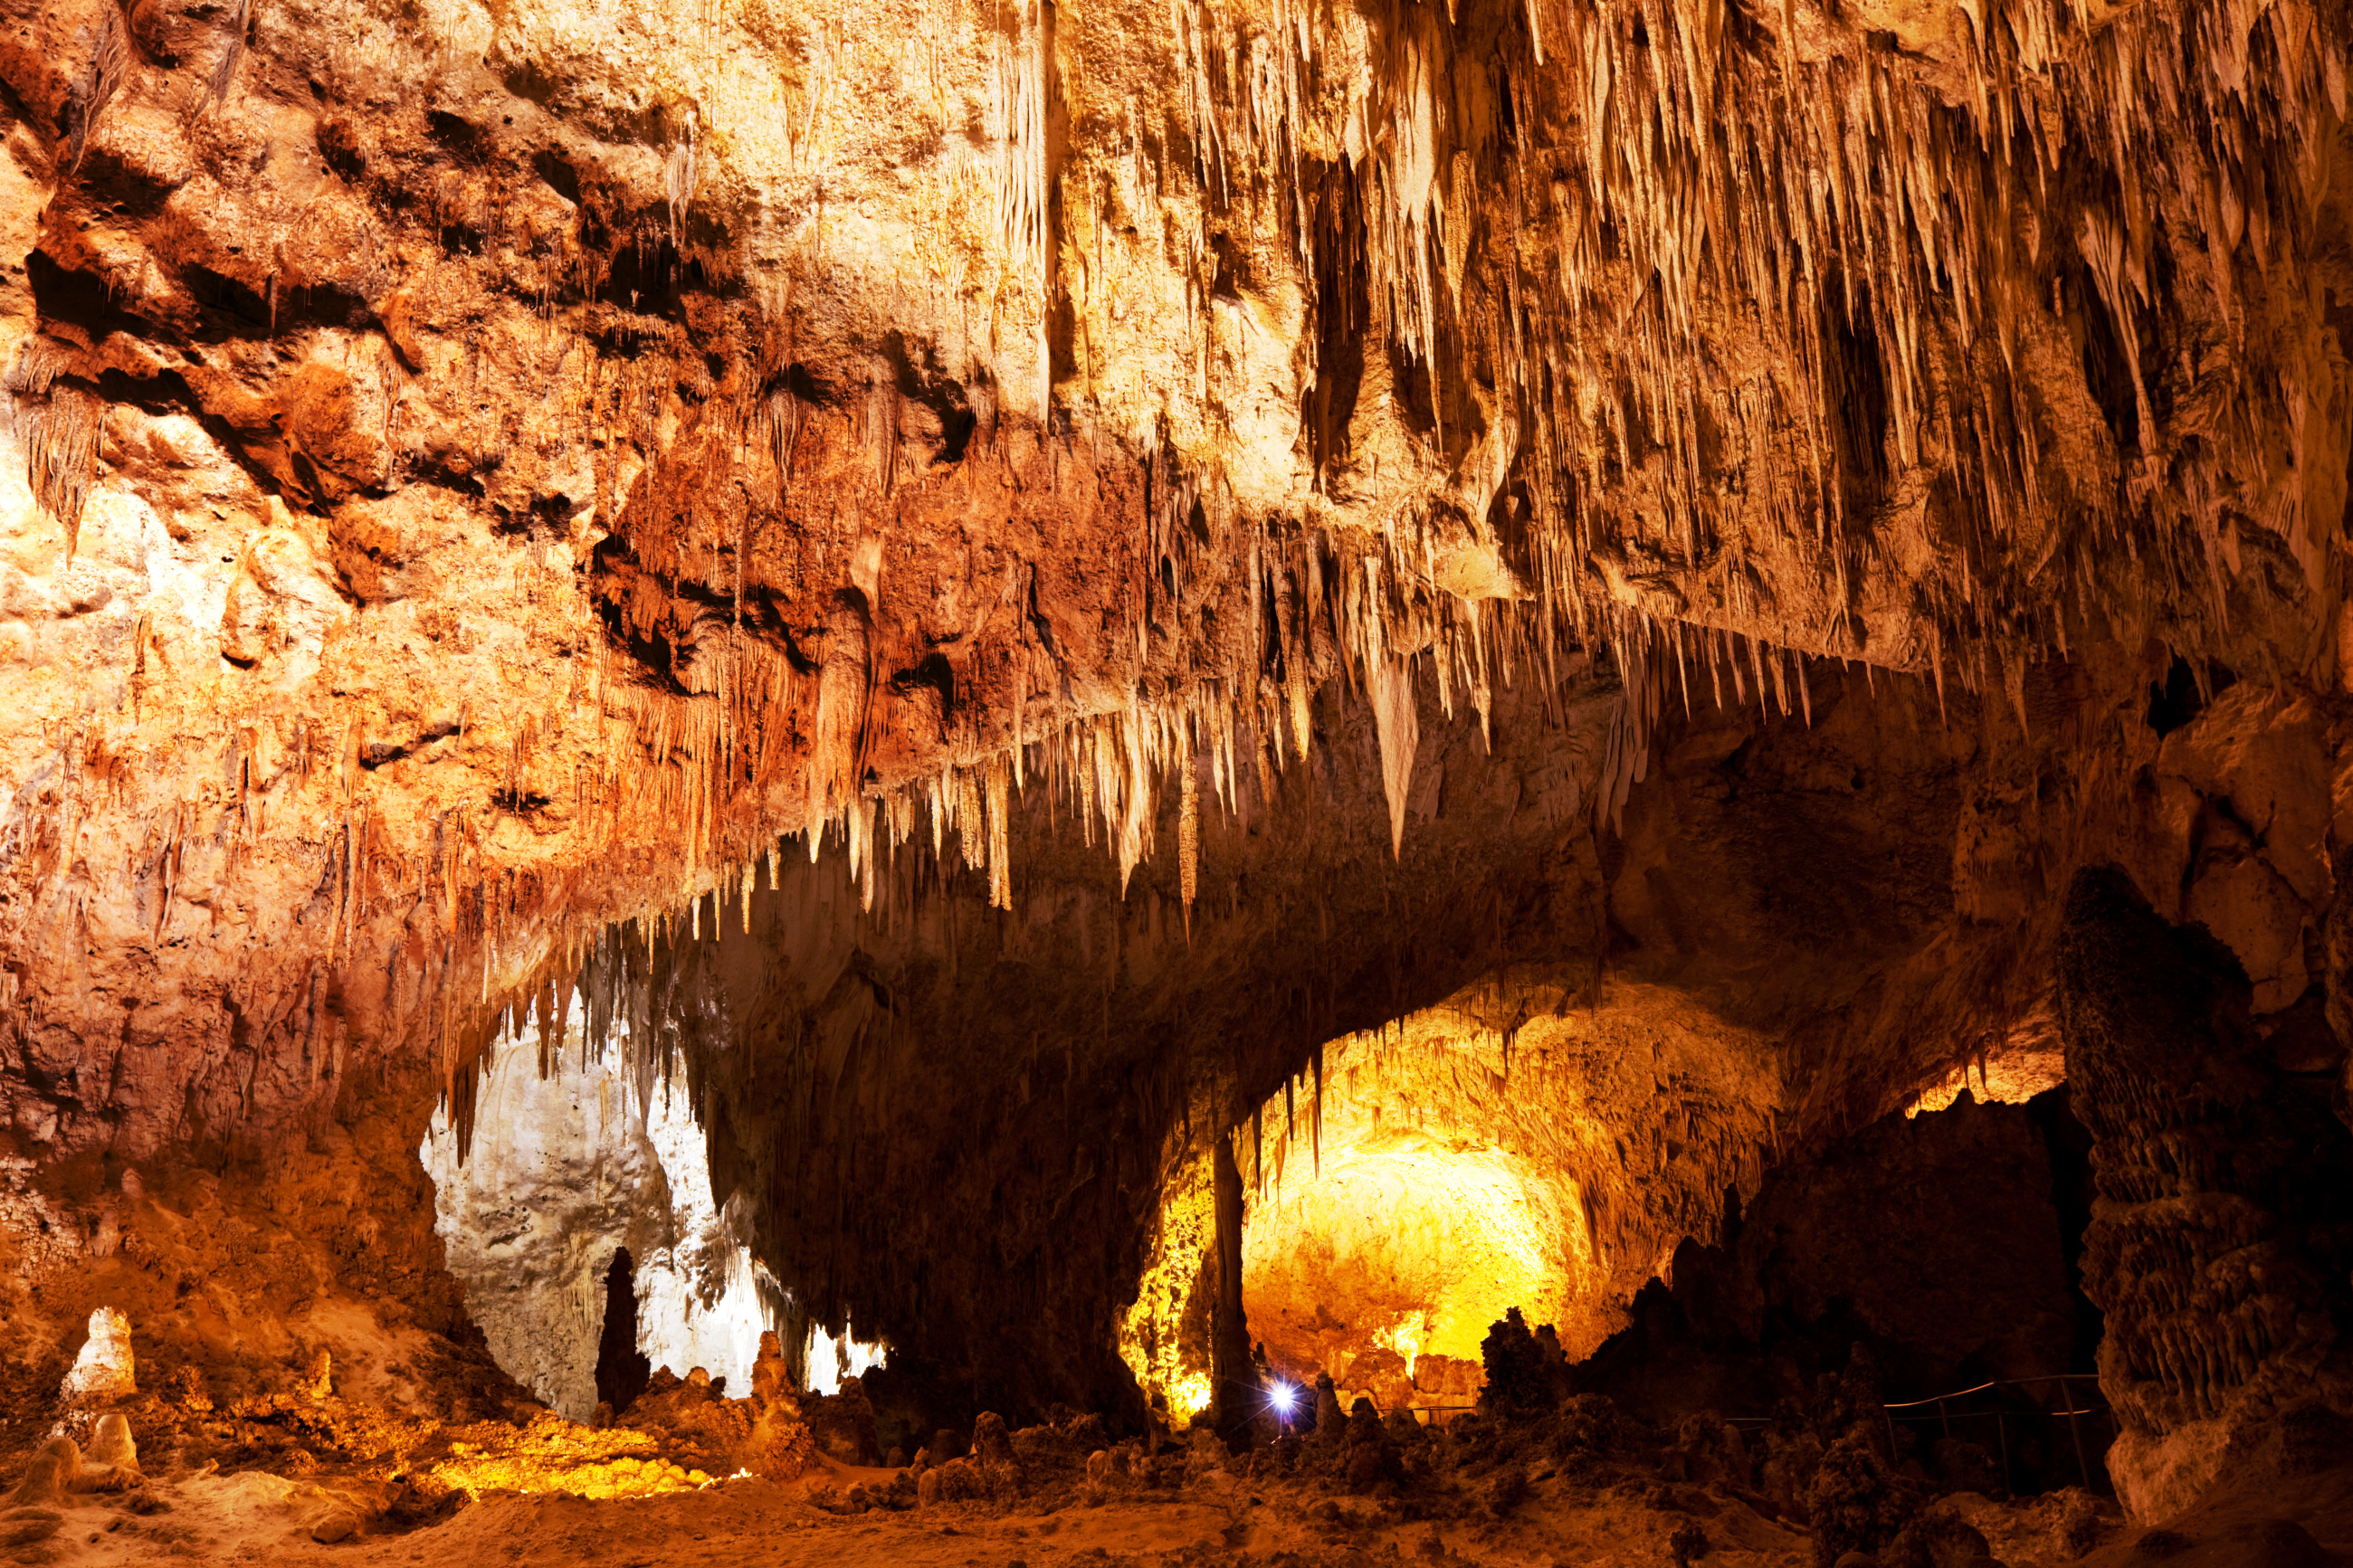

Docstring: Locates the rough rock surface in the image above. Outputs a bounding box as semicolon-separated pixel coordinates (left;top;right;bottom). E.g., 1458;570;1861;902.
0;0;2338;1123
1223;969;1791;1406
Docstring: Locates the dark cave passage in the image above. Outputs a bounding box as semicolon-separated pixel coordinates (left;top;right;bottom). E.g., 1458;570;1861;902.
596;1248;653;1419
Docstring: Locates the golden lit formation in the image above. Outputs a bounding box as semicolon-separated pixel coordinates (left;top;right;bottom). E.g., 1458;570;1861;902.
1116;1149;1219;1426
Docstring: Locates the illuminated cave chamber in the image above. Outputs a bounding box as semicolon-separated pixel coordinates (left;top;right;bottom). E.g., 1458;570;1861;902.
1907;1003;2068;1117
1236;1038;1577;1414
1123;978;1795;1424
421;995;881;1421
1235;1024;1587;1413
1113;946;2138;1479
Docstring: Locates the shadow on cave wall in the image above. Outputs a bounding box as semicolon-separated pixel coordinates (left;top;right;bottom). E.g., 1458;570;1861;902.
1568;1087;2112;1495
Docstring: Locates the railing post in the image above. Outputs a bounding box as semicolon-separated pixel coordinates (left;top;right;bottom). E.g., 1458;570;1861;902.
2064;1377;2092;1489
1995;1411;2009;1496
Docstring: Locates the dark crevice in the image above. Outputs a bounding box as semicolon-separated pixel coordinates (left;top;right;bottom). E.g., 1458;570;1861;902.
2145;654;2237;736
1304;157;1368;491
595;1246;653;1417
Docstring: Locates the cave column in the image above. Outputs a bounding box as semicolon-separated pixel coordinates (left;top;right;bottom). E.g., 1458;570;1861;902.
1211;1129;1256;1441
2056;868;2353;1521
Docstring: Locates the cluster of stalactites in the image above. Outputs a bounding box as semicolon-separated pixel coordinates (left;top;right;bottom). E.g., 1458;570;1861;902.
1226;997;1542;1208
429;537;1875;1158
479;0;2353;1060
433;913;665;1161
420;0;2353;1146
603;508;1554;934
1176;0;2345;668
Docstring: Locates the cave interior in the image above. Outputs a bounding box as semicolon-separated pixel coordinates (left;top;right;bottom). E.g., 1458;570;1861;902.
0;0;2348;1563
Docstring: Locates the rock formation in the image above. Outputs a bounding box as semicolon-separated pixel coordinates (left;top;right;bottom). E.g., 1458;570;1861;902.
2058;866;2353;1520
0;0;2343;1551
60;1305;138;1407
1573;1088;2088;1431
419;997;789;1421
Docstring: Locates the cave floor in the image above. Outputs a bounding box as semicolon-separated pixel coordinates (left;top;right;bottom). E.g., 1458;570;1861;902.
25;1451;2353;1568
12;1468;1819;1566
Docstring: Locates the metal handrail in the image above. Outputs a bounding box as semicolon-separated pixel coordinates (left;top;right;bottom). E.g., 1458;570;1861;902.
1729;1373;2112;1493
1348;1373;2115;1492
1882;1371;2101;1410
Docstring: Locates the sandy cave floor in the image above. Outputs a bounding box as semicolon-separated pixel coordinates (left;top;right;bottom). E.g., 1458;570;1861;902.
16;1447;2351;1568
0;1455;1819;1567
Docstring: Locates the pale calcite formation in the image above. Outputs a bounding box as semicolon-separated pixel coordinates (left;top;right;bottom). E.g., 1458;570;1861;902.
58;1306;135;1406
423;993;886;1417
422;1000;767;1419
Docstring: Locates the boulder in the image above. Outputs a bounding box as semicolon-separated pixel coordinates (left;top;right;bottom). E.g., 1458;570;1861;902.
744;1399;814;1482
1184;1421;1226;1482
805;1377;881;1465
311;1511;360;1544
973;1411;1025;1493
750;1332;790;1402
0;1513;61;1549
915;1457;985;1506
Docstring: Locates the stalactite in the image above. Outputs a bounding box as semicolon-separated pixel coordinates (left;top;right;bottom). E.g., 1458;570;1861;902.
393;0;2347;1198
1178;753;1200;923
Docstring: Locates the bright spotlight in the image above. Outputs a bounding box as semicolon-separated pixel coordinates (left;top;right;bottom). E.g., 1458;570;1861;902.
1269;1381;1298;1416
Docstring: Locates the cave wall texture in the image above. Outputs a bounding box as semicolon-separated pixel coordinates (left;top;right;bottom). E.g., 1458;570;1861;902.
2059;866;2353;1519
0;0;2348;1516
